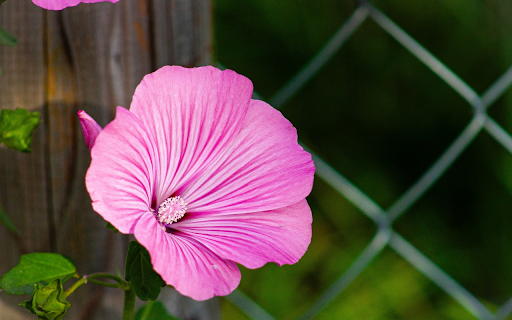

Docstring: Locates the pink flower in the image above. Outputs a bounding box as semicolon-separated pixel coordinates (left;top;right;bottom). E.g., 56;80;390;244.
77;111;102;150
79;66;315;300
32;0;119;10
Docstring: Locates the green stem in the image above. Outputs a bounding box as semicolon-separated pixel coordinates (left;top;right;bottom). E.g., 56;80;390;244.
122;287;136;320
87;273;126;284
62;277;86;299
62;273;127;298
139;300;155;320
87;279;122;288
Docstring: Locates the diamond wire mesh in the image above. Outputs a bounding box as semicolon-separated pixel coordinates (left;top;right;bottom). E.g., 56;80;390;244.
221;2;512;320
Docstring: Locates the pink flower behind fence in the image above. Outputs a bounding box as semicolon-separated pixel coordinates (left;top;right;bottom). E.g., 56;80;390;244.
32;0;119;10
79;65;315;300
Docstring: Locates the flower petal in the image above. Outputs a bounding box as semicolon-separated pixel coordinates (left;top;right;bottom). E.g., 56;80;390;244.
183;99;315;214
134;213;241;301
174;199;312;269
129;66;253;206
86;107;155;234
78;110;102;151
32;0;120;10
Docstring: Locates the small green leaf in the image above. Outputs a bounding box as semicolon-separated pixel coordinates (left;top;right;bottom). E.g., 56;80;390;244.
125;241;165;301
0;253;76;295
19;299;32;310
0;108;41;152
0;0;7;6
135;301;179;320
0;202;19;235
105;222;119;233
20;279;71;320
0;26;17;47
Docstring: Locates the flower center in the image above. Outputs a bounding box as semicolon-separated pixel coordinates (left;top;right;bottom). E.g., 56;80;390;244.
156;196;187;226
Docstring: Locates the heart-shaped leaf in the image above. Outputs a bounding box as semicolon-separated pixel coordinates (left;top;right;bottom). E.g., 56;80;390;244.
0;108;41;152
0;253;76;295
0;26;17;47
125;241;165;301
105;222;119;233
0;202;19;234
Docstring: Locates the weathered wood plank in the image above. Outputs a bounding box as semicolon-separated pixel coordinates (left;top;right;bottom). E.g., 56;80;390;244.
0;2;48;318
56;3;153;318
152;0;212;67
150;1;218;318
0;0;214;319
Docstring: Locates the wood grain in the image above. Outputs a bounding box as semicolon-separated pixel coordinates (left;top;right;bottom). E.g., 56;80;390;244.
0;0;214;318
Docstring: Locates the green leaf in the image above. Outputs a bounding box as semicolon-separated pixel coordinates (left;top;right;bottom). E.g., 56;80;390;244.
0;253;76;295
20;279;71;320
125;241;165;301
105;222;119;233
135;301;179;320
0;108;41;152
0;0;6;6
0;202;19;234
0;26;17;47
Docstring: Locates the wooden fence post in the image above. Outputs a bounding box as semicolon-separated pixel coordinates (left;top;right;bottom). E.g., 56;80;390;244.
0;1;216;319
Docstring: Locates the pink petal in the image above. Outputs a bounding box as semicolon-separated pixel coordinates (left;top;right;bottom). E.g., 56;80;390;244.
173;200;312;269
78;110;102;151
129;66;253;206
86;107;155;234
134;213;241;301
182;99;315;214
32;0;120;10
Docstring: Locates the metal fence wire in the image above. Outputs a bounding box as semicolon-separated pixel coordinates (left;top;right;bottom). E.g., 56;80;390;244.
219;2;512;320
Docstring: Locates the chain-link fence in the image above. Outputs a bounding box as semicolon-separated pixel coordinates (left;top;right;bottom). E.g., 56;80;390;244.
219;2;512;319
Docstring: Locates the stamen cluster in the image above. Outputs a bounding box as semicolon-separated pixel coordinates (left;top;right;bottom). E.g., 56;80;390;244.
156;196;187;225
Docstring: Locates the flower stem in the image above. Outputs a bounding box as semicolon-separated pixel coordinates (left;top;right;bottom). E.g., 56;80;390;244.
62;273;127;298
87;279;122;288
62;277;86;299
88;273;126;284
122;287;136;320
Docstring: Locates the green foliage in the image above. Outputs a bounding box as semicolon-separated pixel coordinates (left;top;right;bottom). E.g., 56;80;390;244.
0;108;41;152
125;241;165;301
135;301;178;320
0;0;15;75
0;15;16;75
0;26;17;47
19;279;71;320
217;0;512;318
0;253;76;295
106;222;119;233
0;202;19;234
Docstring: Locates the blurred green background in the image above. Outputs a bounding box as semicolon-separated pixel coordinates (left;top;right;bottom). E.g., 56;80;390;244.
214;0;512;319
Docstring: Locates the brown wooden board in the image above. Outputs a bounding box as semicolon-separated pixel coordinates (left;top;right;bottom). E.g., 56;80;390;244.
0;1;215;319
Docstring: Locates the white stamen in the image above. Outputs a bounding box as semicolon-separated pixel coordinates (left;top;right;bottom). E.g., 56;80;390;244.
156;196;187;225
